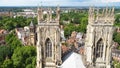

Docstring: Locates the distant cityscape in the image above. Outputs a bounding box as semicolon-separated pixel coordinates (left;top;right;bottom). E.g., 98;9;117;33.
0;3;120;68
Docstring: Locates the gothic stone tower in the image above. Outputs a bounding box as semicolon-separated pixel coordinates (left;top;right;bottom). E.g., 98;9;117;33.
85;7;115;68
29;21;36;45
36;6;61;68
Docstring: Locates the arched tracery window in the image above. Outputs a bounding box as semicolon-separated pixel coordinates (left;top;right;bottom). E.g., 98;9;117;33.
96;38;104;58
45;38;52;58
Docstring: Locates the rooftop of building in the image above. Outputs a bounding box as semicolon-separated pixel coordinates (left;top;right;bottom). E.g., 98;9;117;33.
61;52;85;68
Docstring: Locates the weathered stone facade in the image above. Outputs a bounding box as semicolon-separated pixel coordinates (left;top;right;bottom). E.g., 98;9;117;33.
36;6;61;68
85;7;115;68
29;21;36;45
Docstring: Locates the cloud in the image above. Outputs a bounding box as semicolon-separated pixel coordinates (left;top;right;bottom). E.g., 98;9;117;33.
0;0;40;6
0;0;92;6
101;0;120;3
0;0;120;6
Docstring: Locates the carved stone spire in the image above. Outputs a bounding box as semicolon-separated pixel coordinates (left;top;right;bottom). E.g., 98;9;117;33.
96;8;99;15
108;8;111;16
46;8;50;23
102;8;105;16
56;5;60;23
96;8;99;20
50;8;52;21
91;6;94;15
111;7;115;24
89;6;92;16
89;6;94;17
104;7;108;22
37;5;43;23
105;7;108;15
46;8;53;23
88;6;94;24
111;7;114;17
112;7;114;12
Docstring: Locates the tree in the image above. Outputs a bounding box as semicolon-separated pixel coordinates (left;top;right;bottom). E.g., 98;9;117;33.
113;32;120;45
12;46;36;68
64;23;77;37
0;16;37;31
1;32;37;68
113;60;120;68
5;32;23;55
2;59;13;68
0;46;11;64
114;14;120;27
78;17;88;33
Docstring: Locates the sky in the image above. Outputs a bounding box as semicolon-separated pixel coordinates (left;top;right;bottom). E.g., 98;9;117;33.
0;0;120;6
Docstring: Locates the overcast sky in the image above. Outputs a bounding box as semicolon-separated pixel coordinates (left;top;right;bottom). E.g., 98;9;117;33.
0;0;120;6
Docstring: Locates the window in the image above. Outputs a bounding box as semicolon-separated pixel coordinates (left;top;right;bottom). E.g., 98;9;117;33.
96;38;104;58
45;38;52;58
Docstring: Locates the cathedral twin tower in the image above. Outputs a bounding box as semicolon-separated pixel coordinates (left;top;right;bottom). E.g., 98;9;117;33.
36;6;61;68
36;6;115;68
85;7;114;68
